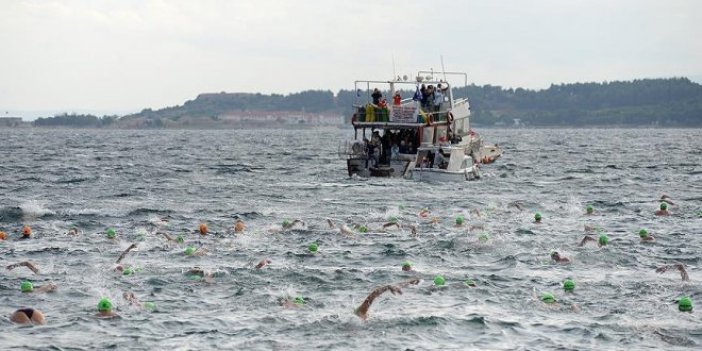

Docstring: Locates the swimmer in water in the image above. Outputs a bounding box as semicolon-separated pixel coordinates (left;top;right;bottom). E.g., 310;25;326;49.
255;258;272;269
282;219;304;229
551;251;571;264
656;263;689;281
0;231;6;240
96;298;118;318
655;202;670;216
418;208;430;218
21;225;32;239
509;202;525;211
354;278;419;321
326;218;335;229
184;246;208;257
6;261;40;274
279;295;306;308
585;205;594;215
10;308;46;325
534;213;542;224
67;227;79;236
21;281;57;293
639;229;655;242
234;219;245;233
578;234;608;247
123;291;141;306
198;223;208;235
185;266;214;283
401;261;413;272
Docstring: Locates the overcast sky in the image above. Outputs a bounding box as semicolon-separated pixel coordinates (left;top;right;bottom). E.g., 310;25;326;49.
1;0;701;117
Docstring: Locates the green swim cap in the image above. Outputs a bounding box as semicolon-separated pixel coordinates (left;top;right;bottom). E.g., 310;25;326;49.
660;202;667;210
308;242;318;253
534;213;542;221
144;302;156;311
176;235;184;243
20;280;33;293
122;267;134;276
464;279;476;287
294;296;305;305
639;229;648;238
184;246;195;256
402;261;412;269
563;279;575;292
358;225;368;233
586;205;593;214
434;275;445;286
282;219;291;227
479;233;489;242
455;215;465;225
679;296;693;312
541;292;556;304
106;228;116;239
387;216;398;224
97;297;113;312
598;234;609;246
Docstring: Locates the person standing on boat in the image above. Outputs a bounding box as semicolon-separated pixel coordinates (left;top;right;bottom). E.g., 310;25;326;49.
371;88;382;105
393;91;402;106
434;85;444;113
420;84;428;109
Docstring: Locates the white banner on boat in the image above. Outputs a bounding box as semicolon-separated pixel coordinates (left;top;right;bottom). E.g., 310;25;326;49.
391;105;419;123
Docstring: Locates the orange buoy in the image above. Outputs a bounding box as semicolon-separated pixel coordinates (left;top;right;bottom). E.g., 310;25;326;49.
234;220;245;233
22;225;32;237
198;223;208;235
0;231;7;240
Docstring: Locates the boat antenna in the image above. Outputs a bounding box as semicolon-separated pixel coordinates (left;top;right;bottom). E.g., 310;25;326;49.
440;55;447;81
392;54;397;81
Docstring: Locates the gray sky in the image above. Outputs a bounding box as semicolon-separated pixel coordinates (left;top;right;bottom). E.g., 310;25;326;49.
1;0;701;117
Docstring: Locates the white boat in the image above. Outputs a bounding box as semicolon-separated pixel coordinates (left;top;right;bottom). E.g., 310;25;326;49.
340;70;502;181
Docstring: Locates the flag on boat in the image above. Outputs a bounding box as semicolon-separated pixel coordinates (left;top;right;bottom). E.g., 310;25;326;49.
412;85;421;101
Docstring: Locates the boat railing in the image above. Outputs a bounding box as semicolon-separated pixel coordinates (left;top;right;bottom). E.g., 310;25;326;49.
351;102;454;124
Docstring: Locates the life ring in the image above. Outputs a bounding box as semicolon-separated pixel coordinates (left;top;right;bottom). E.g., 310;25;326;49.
447;111;454;123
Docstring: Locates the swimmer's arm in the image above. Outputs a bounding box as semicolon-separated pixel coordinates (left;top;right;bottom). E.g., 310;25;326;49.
326;218;335;229
578;236;596;247
656;264;689;281
382;222;400;229
255;258;271;269
35;283;57;293
339;225;354;236
6;261;40;274
116;243;138;264
355;285;402;320
397;278;420;288
409;225;417;236
159;232;175;241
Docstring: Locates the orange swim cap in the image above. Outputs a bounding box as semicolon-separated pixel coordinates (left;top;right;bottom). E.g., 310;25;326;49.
22;226;32;237
0;231;6;240
234;221;245;233
199;223;208;235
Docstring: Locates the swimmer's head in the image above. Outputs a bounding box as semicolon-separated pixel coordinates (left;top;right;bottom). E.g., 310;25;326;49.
455;215;465;226
308;242;318;253
358;225;368;233
106;228;116;239
97;298;113;312
598;234;609;246
0;231;6;240
294;296;305;305
20;280;33;293
234;220;245;232
540;292;556;304
563;278;575;292
144;302;156;311
660;202;667;211
586;205;593;214
387;216;398;224
401;261;412;271
282;220;291;227
122;267;134;276
679;296;693;312
479;233;489;242
176;235;185;243
551;251;560;260
184;246;195;256
433;275;445;286
534;213;542;222
199;223;208;235
464;279;476;287
639;229;649;238
22;225;32;237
